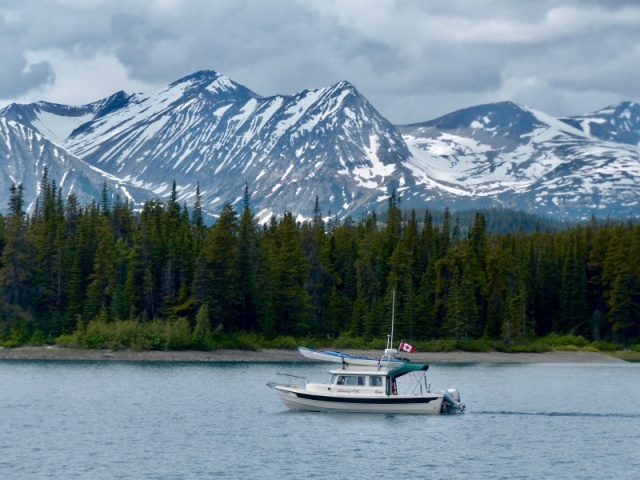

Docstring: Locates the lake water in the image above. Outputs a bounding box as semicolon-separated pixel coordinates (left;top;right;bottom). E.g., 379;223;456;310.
1;359;639;479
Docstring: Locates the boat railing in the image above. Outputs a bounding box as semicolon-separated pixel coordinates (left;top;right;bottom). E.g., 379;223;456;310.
266;372;308;389
398;371;431;396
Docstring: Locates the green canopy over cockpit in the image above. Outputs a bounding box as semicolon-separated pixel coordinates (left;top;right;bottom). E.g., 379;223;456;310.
384;363;430;396
387;363;429;380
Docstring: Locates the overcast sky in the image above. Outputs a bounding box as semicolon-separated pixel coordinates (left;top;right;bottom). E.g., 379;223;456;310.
1;0;639;124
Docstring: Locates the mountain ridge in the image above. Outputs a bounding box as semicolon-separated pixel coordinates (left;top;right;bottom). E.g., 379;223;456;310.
1;70;639;222
399;101;640;219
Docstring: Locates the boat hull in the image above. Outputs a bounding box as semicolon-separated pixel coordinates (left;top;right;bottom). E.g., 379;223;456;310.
274;386;445;414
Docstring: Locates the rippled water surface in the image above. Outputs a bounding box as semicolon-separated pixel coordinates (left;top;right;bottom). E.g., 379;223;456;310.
1;360;639;479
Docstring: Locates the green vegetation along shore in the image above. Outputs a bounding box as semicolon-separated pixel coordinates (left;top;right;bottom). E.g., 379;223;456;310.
1;175;639;352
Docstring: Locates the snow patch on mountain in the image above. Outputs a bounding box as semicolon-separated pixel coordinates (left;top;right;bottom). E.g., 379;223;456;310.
31;109;93;145
560;102;640;146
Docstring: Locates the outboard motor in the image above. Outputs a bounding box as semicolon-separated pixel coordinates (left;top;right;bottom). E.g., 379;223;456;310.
447;388;461;403
442;388;465;413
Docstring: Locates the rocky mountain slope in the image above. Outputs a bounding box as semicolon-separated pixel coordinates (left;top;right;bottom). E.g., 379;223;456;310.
399;101;640;219
0;115;150;212
1;71;639;222
2;71;414;221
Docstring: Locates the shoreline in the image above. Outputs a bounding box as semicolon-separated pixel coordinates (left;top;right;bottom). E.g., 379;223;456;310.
0;346;627;363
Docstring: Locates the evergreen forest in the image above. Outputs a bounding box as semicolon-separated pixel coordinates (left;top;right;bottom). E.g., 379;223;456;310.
1;171;639;352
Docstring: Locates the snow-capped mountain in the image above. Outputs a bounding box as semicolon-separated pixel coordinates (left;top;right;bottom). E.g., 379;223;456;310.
2;70;412;221
399;101;640;219
1;70;639;222
559;101;640;146
1;92;132;146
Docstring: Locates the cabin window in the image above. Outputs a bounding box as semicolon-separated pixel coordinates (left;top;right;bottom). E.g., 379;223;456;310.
337;376;366;386
369;376;383;387
345;376;360;386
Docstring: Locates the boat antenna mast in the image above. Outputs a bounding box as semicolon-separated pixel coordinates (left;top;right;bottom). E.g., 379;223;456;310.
385;290;398;357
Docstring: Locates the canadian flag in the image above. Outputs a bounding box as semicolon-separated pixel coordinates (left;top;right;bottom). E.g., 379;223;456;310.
399;341;415;353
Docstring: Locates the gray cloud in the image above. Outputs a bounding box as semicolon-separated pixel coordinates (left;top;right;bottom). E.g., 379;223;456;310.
0;13;55;97
0;53;55;98
0;0;639;123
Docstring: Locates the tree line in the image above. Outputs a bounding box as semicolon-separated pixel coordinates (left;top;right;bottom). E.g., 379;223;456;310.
0;170;638;348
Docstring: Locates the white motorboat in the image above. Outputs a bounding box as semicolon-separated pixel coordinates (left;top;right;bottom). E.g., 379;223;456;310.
268;292;465;414
268;347;465;414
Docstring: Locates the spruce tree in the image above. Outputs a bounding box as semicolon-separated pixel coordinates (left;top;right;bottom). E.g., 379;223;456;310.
0;184;34;318
84;217;117;322
269;212;311;335
237;183;258;330
193;203;241;330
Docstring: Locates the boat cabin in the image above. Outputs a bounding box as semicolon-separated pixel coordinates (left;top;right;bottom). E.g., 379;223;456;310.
328;364;430;396
330;372;390;395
